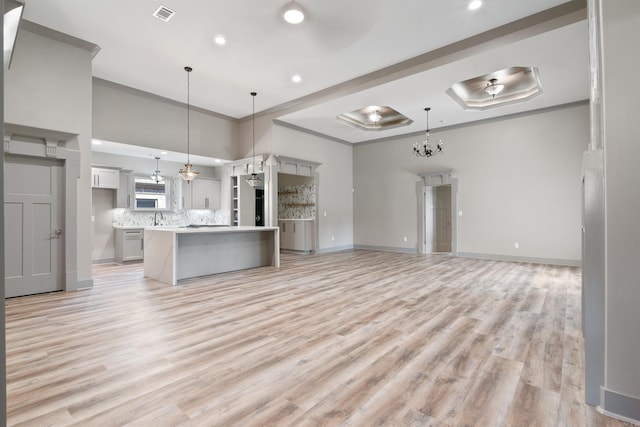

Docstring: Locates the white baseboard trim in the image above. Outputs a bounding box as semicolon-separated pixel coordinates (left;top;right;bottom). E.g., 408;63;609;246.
73;278;94;291
316;245;354;254
92;258;116;265
600;387;640;425
457;252;580;267
353;245;417;254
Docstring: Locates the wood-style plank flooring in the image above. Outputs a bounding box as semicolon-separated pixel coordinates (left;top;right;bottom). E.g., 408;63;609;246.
5;250;632;426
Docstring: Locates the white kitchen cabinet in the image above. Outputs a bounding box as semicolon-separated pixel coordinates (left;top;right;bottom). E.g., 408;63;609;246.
181;179;193;210
279;220;314;253
183;178;220;210
115;228;144;262
91;167;120;189
116;170;133;208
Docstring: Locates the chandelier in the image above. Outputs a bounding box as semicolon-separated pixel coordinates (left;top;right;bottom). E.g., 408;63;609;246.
413;107;443;158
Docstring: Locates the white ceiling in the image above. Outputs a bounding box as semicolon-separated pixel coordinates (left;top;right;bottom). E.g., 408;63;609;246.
21;0;589;149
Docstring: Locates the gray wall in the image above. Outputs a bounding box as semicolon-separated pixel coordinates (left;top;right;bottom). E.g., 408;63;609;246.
1;5;6;424
93;78;239;161
272;124;354;251
353;104;587;264
4;24;95;287
600;0;640;420
91;188;116;262
92;151;219;179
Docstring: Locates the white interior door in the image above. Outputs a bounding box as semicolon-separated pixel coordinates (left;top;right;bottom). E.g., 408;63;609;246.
424;187;436;252
4;155;64;298
435;185;452;252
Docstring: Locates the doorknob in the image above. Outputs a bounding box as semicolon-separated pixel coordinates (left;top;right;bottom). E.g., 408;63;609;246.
52;229;63;238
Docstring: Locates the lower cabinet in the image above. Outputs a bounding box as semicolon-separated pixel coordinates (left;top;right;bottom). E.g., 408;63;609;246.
115;228;144;262
279;220;314;252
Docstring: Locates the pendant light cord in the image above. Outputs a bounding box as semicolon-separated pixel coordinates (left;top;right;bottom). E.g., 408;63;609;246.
425;107;430;134
251;91;257;173
187;68;191;164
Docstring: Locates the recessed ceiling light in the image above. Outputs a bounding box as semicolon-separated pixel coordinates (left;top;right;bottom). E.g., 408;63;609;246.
214;159;222;163
160;151;168;155
214;35;226;46
283;1;305;24
91;140;102;145
468;0;482;10
292;74;302;83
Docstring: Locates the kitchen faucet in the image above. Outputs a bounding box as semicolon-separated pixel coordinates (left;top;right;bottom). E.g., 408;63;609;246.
153;211;164;226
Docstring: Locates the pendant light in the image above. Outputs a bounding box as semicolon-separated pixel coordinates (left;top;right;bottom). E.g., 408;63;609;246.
150;156;164;183
246;92;263;188
178;66;199;183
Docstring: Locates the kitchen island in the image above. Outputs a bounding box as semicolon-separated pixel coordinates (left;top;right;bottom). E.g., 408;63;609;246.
143;226;279;285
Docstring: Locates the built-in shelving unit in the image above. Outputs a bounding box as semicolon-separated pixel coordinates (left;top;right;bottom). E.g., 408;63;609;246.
231;176;239;226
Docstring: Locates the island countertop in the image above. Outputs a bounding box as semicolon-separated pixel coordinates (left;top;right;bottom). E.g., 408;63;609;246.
143;226;280;285
143;225;279;234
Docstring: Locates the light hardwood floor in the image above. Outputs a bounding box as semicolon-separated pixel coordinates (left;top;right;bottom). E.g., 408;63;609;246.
5;250;632;426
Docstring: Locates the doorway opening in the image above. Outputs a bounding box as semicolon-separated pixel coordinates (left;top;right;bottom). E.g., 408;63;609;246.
255;188;264;226
417;170;457;255
425;185;452;253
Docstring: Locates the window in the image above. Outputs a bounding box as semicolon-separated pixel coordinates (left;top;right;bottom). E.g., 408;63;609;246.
134;176;170;210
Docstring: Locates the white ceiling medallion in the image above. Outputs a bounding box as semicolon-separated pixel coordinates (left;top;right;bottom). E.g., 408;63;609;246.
446;66;543;111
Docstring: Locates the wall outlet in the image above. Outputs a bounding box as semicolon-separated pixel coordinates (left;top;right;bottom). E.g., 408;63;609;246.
458;210;463;216
403;236;408;242
514;242;519;249
324;211;327;217
332;236;335;241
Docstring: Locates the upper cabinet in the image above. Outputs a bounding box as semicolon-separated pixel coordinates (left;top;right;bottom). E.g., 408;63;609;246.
183;178;221;210
91;167;119;189
116;170;133;209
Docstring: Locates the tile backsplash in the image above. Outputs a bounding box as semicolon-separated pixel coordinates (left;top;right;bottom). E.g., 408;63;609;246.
278;184;316;219
112;208;229;228
113;176;229;227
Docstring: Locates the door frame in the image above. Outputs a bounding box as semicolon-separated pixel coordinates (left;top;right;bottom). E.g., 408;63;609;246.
416;170;458;255
4;129;82;292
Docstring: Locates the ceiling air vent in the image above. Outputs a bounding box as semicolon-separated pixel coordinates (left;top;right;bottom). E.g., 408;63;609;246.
153;5;175;22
